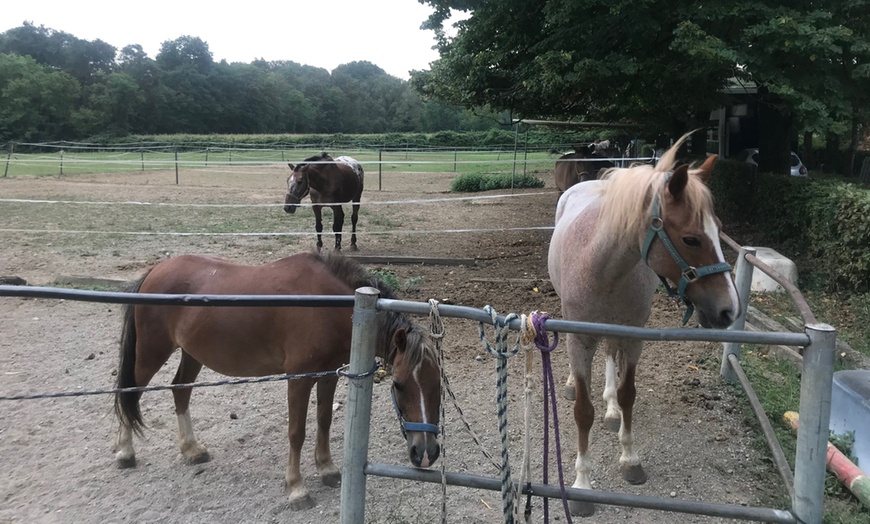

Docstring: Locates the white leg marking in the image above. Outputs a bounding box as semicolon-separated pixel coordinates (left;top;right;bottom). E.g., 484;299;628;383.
176;411;208;462
603;356;620;422
573;452;593;490
114;423;135;464
618;422;641;467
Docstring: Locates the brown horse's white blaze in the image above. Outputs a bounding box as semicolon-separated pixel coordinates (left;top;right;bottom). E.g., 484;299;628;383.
548;133;739;517
389;330;441;467
112;252;439;511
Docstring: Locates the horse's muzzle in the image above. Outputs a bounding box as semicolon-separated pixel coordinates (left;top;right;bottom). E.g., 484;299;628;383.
407;432;440;468
284;194;299;214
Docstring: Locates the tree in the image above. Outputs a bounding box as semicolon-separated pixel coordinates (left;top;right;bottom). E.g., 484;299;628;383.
156;36;214;74
0;53;81;141
416;1;870;174
414;0;735;140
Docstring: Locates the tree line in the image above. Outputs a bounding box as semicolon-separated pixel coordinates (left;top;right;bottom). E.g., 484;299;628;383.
0;22;503;143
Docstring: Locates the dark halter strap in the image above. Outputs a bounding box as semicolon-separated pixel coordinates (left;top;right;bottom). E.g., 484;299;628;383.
390;383;439;436
640;177;732;325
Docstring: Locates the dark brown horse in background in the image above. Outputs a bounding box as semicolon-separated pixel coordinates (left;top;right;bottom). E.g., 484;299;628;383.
113;251;441;510
554;143;618;194
284;153;364;251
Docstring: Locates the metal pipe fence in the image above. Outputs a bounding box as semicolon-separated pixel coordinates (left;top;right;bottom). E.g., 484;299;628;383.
0;275;835;524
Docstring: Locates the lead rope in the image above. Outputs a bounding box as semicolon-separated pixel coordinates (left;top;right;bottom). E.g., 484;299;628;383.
428;299;448;524
478;305;521;524
531;311;573;524
518;315;537;524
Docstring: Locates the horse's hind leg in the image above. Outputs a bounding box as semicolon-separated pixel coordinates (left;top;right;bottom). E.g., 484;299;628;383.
114;418;137;468
314;376;340;487
172;350;210;464
331;205;345;251
602;345;621;432
286;378;317;510
612;339;647;485
113;316;176;469
313;204;324;251
349;202;360;251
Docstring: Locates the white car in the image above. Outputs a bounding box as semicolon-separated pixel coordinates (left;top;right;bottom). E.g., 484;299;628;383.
736;148;808;177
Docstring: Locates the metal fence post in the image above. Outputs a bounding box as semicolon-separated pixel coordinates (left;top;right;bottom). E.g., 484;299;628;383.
3;142;13;177
792;323;836;524
721;246;756;383
378;149;383;191
340;286;380;524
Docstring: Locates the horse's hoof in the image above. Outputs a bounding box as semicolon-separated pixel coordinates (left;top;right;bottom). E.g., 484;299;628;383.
116;454;137;469
321;470;341;488
184;449;211;465
289;494;316;511
569;500;595;517
621;463;648;485
350;245;359;252
603;415;621;432
563;384;576;401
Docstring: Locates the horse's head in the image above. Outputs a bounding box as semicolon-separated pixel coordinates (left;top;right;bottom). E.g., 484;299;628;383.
642;155;740;329
388;328;441;468
284;163;308;214
284;153;335;214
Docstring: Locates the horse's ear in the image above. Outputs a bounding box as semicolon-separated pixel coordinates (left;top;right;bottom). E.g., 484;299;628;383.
668;164;689;199
288;163;295;170
693;154;717;183
320;152;329;159
392;329;408;354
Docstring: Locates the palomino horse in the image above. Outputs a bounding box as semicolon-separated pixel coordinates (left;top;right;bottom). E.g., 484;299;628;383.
113;251;440;510
554;144;617;194
547;134;739;516
284;153;364;251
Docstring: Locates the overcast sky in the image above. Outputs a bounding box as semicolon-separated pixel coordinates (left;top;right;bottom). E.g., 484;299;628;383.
1;0;464;79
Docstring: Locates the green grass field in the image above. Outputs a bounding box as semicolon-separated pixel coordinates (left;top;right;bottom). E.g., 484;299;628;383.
2;147;560;178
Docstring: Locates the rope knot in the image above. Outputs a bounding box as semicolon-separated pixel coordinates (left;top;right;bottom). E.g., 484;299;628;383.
478;305;521;359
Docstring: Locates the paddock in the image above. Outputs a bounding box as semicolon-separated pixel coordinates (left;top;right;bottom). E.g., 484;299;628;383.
0;161;825;523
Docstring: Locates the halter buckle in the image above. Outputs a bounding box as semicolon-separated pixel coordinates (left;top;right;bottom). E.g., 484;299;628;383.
682;266;699;282
650;217;664;231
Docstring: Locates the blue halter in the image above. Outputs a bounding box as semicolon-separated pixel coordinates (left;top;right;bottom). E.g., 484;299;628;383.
390;383;440;436
640;184;732;325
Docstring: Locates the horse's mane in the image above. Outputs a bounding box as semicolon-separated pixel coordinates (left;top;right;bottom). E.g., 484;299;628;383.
295;152;333;171
317;251;435;367
596;132;714;244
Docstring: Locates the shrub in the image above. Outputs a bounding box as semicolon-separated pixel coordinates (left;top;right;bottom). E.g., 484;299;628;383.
450;173;545;192
710;161;870;293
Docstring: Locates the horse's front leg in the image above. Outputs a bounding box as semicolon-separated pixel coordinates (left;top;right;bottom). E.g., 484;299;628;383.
314;376;340;487
568;334;597;517
349;202;360;251
614;341;647;485
331;205;345;251
286;378;316;510
313;205;324;252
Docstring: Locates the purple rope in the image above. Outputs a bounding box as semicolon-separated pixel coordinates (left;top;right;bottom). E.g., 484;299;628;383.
533;313;572;524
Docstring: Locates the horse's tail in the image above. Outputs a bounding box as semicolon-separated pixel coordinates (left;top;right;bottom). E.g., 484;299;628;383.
114;270;152;436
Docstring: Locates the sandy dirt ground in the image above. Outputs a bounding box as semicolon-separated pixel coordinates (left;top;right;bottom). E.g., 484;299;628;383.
0;164;784;523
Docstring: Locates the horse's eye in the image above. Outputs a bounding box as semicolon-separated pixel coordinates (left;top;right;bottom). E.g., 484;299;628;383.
682;237;701;247
393;381;405;393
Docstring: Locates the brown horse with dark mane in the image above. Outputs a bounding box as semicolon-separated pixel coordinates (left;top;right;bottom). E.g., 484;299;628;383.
284;153;364;251
554;143;617;194
112;251;440;510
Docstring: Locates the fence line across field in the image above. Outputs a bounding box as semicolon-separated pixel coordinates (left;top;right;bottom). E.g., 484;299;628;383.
0;245;836;524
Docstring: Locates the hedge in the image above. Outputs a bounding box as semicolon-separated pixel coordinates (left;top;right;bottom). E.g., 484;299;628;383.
709;159;870;293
